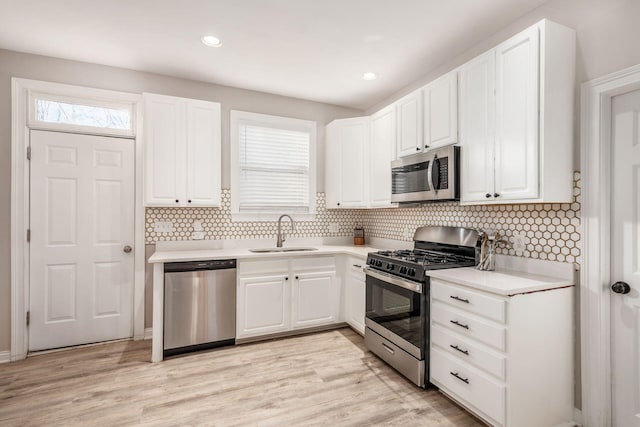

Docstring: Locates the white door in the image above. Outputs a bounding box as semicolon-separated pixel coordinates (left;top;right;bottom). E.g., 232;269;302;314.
396;91;423;158
237;275;289;338
459;50;496;203
291;271;336;328
423;72;458;149
370;106;396;208
494;25;540;201
29;130;135;351
611;88;640;426
338;118;368;208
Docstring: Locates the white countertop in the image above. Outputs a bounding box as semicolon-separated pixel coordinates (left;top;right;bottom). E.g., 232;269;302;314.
148;244;379;264
427;267;573;296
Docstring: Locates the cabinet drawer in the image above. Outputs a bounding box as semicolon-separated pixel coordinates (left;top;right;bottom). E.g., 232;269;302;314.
431;279;506;323
291;256;336;272
239;259;289;276
431;301;506;351
431;324;506;380
431;346;506;426
348;257;366;277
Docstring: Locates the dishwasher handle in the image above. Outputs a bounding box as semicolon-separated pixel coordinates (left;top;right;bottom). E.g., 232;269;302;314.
164;259;236;273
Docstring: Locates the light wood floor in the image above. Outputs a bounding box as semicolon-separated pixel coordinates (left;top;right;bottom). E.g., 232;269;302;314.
0;328;483;427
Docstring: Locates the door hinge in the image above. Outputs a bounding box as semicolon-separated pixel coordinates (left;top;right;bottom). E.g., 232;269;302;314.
26;311;30;327
27;229;31;242
26;147;31;160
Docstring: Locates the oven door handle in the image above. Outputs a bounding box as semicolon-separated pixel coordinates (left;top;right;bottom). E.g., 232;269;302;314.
364;267;423;294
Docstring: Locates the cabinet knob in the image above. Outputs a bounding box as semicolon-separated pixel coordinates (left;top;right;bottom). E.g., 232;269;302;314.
424;145;430;149
295;276;299;280
337;202;340;206
416;147;420;151
485;193;492;198
175;199;179;203
188;200;192;203
285;277;289;281
493;193;500;198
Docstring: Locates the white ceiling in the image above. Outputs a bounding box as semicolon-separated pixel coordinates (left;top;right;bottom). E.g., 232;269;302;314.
0;0;551;109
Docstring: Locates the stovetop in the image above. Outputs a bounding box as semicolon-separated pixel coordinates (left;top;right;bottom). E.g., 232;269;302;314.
366;248;476;283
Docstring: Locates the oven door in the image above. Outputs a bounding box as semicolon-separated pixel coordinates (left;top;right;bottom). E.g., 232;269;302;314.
365;268;427;359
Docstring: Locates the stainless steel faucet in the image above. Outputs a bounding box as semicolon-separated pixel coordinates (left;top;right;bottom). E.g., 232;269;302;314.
276;214;295;247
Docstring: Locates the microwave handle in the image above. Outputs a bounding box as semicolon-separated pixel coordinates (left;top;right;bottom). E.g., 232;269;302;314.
427;155;437;193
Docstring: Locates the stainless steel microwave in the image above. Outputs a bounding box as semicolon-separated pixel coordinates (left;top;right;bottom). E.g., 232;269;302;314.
391;145;460;203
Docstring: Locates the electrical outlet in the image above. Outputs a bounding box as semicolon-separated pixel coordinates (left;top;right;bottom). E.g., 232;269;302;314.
513;232;526;255
193;220;204;232
328;223;339;233
191;231;205;240
154;221;174;233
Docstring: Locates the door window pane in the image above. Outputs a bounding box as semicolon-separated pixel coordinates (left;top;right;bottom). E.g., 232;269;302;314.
35;99;131;130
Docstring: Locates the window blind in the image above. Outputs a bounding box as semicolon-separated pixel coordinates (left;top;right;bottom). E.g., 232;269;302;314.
238;124;311;212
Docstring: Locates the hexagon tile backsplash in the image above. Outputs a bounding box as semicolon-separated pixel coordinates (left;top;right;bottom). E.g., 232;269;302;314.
146;172;581;265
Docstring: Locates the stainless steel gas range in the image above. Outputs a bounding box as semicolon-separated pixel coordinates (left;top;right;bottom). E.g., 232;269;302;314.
364;226;480;388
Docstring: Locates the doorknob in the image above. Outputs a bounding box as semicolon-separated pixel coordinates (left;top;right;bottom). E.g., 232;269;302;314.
612;281;631;294
123;245;133;254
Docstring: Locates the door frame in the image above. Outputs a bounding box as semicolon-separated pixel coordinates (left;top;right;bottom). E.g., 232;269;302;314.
580;63;640;427
10;78;146;360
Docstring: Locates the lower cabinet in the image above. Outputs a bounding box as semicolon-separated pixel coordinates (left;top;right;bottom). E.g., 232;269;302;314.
429;279;574;427
237;256;339;339
345;257;366;334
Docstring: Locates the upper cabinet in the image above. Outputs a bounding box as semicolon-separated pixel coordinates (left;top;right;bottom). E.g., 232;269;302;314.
369;105;397;208
395;91;424;157
325;117;369;208
459;20;576;204
423;71;458;149
144;93;221;207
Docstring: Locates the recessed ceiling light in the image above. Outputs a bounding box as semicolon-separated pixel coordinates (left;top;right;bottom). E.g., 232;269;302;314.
201;35;223;47
362;72;378;81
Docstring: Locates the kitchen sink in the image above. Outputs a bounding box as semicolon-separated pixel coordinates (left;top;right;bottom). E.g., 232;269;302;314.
249;247;318;253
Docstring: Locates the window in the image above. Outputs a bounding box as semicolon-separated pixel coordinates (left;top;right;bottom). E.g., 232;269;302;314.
28;92;135;137
231;111;317;220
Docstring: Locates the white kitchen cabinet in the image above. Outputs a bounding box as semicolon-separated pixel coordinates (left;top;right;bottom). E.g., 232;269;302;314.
292;271;338;328
395;90;424;158
369;106;397;208
423;71;458;149
237;274;289;338
345;257;366;335
459;50;496;203
237;256;338;339
429;278;574;427
325;117;369;208
459;20;575;204
144;93;221;207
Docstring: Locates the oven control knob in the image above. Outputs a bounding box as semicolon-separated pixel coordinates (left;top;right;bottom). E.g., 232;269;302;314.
399;266;407;274
376;260;383;267
408;268;416;277
387;264;395;271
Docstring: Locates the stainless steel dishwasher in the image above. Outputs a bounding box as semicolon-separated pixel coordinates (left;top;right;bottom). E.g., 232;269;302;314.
164;259;236;357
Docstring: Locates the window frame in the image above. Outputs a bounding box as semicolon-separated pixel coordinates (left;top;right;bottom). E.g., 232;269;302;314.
28;91;136;138
230;110;317;221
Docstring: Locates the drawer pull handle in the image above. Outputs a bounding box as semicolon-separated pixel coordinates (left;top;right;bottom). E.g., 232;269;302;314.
450;295;470;304
450;372;470;384
382;343;395;355
450;320;469;330
450;344;469;355
353;264;362;268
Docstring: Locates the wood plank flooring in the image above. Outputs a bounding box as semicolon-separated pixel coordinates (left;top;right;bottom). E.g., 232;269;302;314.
0;328;483;426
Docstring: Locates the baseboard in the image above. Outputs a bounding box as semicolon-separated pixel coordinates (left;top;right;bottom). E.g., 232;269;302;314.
0;351;11;364
144;327;153;340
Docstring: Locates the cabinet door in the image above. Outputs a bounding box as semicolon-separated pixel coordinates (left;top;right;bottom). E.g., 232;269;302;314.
369;106;397;208
338;118;369;208
459;51;496;203
185;100;221;206
237;275;289;338
424;72;458;149
494;26;540;201
346;271;366;335
396;91;423;158
292;271;337;328
144;94;185;206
